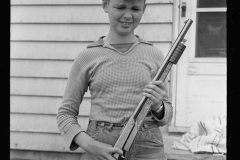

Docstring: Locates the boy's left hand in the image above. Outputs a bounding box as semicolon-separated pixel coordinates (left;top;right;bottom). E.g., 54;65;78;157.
143;80;167;111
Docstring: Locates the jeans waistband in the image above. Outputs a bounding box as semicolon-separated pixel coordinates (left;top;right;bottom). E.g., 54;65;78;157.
89;120;158;132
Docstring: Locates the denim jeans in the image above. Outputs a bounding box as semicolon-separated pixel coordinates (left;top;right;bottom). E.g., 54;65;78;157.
80;121;166;160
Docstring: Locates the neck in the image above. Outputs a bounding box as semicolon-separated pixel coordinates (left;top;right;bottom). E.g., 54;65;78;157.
104;32;137;44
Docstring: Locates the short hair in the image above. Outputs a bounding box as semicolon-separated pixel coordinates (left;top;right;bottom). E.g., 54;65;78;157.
103;0;146;4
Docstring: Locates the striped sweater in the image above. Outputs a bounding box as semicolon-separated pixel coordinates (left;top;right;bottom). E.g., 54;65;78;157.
57;36;173;150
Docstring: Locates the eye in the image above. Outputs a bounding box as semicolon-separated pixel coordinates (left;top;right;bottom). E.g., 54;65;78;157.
114;5;125;10
116;7;125;10
132;8;140;11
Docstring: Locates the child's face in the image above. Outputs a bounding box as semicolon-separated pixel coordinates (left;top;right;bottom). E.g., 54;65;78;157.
103;0;146;37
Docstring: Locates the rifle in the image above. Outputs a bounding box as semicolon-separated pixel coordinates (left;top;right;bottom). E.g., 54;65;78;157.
112;19;193;159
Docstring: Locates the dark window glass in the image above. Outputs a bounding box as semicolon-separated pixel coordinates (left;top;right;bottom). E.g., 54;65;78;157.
195;12;226;57
197;0;226;8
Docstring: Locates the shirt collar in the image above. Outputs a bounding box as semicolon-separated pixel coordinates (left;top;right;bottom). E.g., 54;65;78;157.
87;35;153;48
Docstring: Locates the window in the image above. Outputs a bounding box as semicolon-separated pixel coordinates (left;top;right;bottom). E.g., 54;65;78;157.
195;0;226;58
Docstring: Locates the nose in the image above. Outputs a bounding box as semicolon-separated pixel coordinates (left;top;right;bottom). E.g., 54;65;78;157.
123;10;132;19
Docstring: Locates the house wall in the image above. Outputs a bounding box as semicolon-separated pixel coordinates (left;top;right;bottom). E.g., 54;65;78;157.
10;0;174;159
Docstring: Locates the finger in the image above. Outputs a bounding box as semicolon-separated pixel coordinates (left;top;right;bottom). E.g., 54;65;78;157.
105;152;121;160
145;83;167;97
144;85;162;95
113;148;123;155
151;80;167;90
105;147;123;160
143;92;159;103
143;86;165;101
146;81;166;91
143;88;160;99
109;148;123;157
105;154;116;160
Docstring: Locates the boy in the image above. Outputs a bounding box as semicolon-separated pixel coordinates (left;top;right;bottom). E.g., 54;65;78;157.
57;0;173;159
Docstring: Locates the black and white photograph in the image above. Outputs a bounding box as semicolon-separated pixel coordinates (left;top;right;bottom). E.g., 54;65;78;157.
10;0;227;160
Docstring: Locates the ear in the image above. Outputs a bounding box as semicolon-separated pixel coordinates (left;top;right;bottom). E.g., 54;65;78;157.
102;0;109;13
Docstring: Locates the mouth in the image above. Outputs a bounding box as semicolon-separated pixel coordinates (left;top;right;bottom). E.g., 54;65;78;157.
120;21;132;26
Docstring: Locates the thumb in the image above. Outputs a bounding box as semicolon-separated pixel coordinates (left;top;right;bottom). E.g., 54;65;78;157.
113;147;123;155
110;148;124;160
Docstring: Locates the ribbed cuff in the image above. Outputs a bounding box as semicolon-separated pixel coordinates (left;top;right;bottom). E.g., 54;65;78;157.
61;124;84;151
151;101;172;126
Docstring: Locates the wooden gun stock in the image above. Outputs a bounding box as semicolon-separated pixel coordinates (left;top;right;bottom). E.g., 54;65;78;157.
112;19;193;159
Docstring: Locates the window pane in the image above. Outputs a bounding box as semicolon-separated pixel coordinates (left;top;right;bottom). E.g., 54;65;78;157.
197;0;226;8
195;12;226;58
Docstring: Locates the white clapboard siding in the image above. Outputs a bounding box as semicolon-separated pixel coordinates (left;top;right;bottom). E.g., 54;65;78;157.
11;132;85;153
10;77;91;97
10;96;91;115
11;46;172;78
11;24;172;42
11;41;171;60
11;0;173;5
10;0;174;155
11;59;73;78
11;5;172;23
11;113;89;133
11;150;82;160
10;41;88;60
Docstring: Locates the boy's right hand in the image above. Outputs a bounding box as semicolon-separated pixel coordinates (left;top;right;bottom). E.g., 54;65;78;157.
74;131;123;160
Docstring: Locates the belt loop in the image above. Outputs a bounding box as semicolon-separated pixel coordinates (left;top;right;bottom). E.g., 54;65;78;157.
121;117;127;125
91;120;97;130
100;122;105;127
144;123;148;129
107;123;113;132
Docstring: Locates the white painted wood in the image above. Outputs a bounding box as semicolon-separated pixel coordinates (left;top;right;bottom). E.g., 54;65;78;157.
196;8;227;12
10;132;85;153
10;41;87;60
169;0;180;127
11;150;81;160
173;0;227;128
11;59;73;78
187;63;226;75
187;76;226;100
10;96;91;115
174;29;190;127
10;0;175;154
11;0;101;5
185;101;226;126
10;41;171;60
11;23;172;42
190;58;226;63
11;0;173;5
10;113;89;133
11;5;172;23
11;5;109;23
11;44;172;78
11;77;66;96
10;77;91;97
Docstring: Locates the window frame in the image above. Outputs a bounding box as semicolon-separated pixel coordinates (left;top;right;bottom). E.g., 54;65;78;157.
189;1;227;63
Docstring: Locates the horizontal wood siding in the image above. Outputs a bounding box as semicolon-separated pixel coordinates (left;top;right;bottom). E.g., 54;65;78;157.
10;0;174;154
11;132;85;152
11;0;174;5
10;96;91;115
11;113;89;133
11;24;172;42
11;5;172;23
11;41;171;60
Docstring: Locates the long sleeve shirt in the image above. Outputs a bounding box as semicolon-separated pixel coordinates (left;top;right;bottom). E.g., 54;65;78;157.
57;36;173;150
